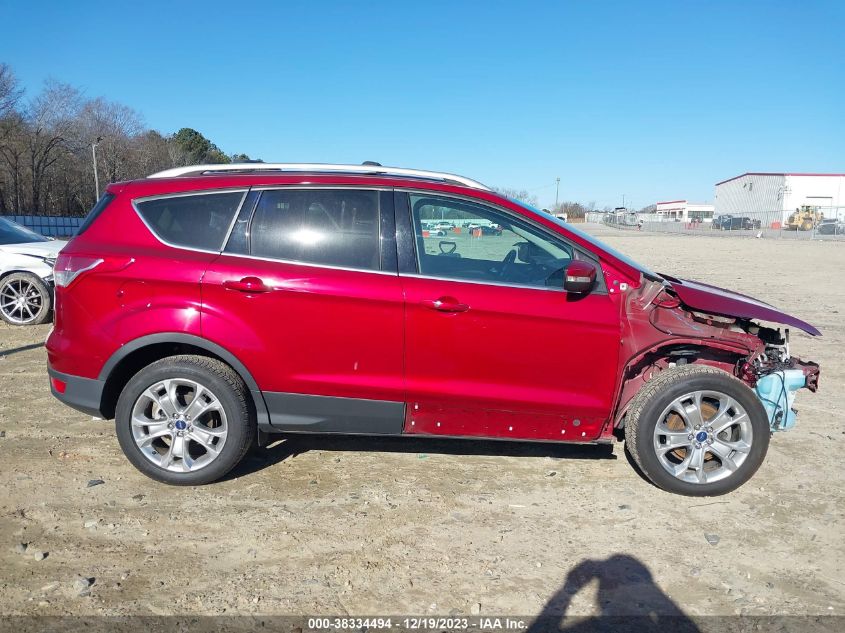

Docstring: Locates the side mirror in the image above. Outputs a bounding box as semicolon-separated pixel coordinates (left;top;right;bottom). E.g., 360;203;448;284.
563;260;597;294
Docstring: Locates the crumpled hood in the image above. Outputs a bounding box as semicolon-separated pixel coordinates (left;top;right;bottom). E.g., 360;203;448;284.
1;240;67;259
660;274;821;336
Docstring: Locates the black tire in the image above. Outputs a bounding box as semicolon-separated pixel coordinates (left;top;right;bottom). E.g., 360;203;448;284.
625;365;770;496
0;272;52;325
115;355;255;485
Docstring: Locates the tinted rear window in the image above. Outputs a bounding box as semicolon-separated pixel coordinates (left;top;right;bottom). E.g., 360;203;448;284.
135;191;245;250
244;189;381;270
76;193;115;236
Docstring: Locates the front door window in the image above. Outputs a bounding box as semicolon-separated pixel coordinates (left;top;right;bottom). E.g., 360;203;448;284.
410;194;581;290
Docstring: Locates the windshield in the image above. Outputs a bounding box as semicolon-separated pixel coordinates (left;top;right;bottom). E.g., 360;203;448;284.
510;200;661;280
0;218;49;245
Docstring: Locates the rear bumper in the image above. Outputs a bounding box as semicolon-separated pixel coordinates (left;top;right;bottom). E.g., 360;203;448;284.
48;368;105;418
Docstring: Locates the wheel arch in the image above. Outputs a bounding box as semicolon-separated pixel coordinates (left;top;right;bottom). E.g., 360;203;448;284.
0;268;51;283
623;363;771;496
611;341;751;432
98;333;269;425
0;264;53;282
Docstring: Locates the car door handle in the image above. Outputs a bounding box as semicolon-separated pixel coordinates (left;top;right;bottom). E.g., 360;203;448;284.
223;277;272;293
421;297;470;313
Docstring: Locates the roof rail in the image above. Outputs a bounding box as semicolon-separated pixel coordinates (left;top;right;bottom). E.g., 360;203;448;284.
147;163;491;191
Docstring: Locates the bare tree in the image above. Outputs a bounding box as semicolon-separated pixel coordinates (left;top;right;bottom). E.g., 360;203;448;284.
0;63;24;213
493;187;539;207
67;97;147;207
134;130;173;178
25;80;83;212
0;64;252;215
0;112;25;214
0;63;22;120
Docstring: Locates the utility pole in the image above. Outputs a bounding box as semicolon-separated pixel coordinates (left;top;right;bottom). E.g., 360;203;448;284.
622;194;626;208
92;136;103;200
555;177;560;208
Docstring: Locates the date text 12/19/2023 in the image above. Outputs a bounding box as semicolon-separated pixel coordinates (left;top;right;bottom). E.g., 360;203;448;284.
307;617;529;631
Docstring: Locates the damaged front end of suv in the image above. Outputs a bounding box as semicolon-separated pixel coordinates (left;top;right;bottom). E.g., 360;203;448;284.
615;274;820;435
608;270;820;495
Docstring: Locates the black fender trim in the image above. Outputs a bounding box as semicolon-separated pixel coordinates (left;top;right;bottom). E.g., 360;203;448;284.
98;333;271;427
263;392;405;435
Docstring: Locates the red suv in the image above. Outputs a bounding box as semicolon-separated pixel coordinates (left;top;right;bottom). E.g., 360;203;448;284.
47;163;820;495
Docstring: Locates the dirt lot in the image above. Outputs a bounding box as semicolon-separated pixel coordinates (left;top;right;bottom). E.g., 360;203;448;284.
1;225;843;622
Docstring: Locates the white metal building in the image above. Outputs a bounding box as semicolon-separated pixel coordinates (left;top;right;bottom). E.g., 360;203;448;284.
714;173;845;222
654;200;715;222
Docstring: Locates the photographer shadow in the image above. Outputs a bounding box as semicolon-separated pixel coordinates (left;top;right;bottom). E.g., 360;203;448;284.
527;554;700;633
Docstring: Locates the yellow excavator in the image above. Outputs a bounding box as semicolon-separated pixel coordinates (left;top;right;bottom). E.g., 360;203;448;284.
785;206;824;231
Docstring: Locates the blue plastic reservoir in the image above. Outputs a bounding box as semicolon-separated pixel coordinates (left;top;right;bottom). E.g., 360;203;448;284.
754;370;806;431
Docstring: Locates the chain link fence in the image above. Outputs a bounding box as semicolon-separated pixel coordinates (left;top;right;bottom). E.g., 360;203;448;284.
602;208;845;241
6;209;844;242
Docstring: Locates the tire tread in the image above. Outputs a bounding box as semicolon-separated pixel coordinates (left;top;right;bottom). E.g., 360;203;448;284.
625;364;767;496
115;354;255;485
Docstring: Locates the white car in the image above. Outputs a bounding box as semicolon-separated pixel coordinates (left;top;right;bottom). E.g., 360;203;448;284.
0;218;66;325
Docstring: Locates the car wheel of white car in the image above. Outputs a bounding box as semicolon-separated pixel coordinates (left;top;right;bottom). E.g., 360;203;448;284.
0;272;52;325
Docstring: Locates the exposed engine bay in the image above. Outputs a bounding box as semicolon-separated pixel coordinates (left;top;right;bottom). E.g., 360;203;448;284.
738;324;820;431
613;277;821;434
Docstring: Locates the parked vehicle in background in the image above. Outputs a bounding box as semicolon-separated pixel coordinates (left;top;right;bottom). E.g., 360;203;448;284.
712;215;760;230
0;217;65;325
785;206;824;231
47;163;820;496
816;218;845;235
475;224;504;236
466;221;502;234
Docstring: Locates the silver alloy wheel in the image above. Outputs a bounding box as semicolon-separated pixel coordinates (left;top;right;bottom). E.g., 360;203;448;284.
653;390;753;484
0;277;44;324
130;378;228;473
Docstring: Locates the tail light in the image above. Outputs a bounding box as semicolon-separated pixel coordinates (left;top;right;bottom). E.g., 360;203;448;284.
53;254;104;288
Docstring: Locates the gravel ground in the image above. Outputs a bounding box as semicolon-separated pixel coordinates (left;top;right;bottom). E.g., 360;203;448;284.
0;225;843;621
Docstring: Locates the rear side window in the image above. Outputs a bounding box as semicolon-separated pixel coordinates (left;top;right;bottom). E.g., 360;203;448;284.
244;189;381;270
135;191;245;251
76;193;115;236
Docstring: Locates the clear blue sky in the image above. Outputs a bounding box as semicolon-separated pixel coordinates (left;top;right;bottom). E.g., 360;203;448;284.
2;0;842;208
